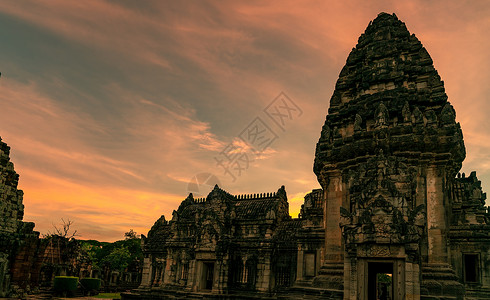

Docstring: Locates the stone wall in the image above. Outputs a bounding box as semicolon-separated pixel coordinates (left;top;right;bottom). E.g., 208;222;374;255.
125;12;490;300
0;138;25;234
135;185;323;298
0;137;40;297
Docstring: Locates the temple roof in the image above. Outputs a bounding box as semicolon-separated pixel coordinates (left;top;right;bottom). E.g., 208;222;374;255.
314;12;465;178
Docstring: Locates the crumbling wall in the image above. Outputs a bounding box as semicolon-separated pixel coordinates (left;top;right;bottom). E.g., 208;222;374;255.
0;137;40;296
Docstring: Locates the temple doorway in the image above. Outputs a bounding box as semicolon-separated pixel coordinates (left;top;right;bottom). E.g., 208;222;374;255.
368;262;393;300
201;262;214;290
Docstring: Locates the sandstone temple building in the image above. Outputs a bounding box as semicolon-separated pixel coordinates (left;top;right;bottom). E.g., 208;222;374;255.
125;12;490;300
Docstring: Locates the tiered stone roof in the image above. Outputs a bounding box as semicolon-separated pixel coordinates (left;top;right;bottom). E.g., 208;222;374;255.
314;12;465;179
143;185;291;252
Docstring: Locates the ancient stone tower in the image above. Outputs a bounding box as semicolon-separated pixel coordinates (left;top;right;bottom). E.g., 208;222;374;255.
127;12;490;300
314;12;466;299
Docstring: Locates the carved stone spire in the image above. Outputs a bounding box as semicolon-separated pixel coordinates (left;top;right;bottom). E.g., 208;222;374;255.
314;12;465;178
313;13;466;298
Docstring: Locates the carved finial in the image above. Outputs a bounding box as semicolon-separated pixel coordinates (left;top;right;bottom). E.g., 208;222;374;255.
402;101;411;123
440;103;456;126
412;106;423;125
375;102;389;128
276;185;287;199
354;114;362;132
321;124;331;141
425;110;437;127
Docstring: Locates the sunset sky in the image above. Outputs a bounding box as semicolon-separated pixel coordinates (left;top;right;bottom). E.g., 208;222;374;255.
1;1;489;242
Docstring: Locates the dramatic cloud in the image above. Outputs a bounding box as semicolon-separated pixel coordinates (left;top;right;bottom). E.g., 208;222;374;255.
0;0;489;241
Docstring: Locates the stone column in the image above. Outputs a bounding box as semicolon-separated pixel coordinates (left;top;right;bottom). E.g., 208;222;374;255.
426;166;448;263
163;253;174;284
296;247;304;281
186;260;196;291
405;261;420;300
342;254;354;300
139;256;152;288
256;254;271;292
312;172;344;290
191;260;203;291
324;173;343;263
422;165;464;299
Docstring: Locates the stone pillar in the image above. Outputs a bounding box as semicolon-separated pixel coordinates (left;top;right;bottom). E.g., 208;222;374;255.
163;254;173;284
312;173;344;290
213;260;222;293
343;255;355;300
186;260;196;291
214;256;229;293
296;246;304;282
324;174;343;263
426;166;448;263
256;254;271;292
191;260;202;291
405;261;421;300
421;165;464;299
139;256;152;288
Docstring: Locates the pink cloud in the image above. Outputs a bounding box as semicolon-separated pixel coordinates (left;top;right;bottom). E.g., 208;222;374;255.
1;1;489;240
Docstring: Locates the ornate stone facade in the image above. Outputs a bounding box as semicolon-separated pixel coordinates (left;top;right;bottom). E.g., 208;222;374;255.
134;185;318;298
126;13;490;300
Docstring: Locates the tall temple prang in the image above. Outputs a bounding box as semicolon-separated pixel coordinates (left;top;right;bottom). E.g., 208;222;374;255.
314;12;467;300
124;12;490;300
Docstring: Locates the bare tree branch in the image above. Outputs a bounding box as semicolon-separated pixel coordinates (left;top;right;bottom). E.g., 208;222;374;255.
44;218;80;239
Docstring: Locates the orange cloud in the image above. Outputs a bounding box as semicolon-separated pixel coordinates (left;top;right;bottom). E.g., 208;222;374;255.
0;1;489;241
22;168;182;241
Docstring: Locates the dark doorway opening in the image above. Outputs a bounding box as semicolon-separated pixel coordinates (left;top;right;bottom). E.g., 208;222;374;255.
203;262;214;290
368;262;393;300
464;254;479;283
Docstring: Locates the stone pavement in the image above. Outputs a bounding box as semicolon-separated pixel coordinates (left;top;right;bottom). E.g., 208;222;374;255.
1;295;116;300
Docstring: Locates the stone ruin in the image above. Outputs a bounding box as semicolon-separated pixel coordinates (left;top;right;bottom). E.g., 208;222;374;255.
123;12;490;300
109;12;490;299
0;138;99;297
0;137;39;296
0;136;146;296
313;12;487;299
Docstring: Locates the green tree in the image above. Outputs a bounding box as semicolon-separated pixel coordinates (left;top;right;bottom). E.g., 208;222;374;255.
124;229;138;240
82;230;143;273
102;246;131;272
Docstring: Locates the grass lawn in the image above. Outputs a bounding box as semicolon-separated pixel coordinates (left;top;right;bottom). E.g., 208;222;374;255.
94;293;121;299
